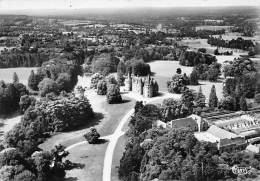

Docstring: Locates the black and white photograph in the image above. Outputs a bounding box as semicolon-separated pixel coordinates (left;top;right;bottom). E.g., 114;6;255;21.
0;0;259;180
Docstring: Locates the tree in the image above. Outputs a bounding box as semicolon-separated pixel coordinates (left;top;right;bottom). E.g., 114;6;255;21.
28;70;40;91
176;68;182;74
38;78;58;97
56;73;72;92
117;60;126;75
208;85;218;108
239;96;248;111
181;89;195;114
84;128;100;144
97;80;107;95
19;95;36;114
13;72;19;84
106;84;122;104
117;73;125;86
106;74;118;85
194;86;206;108
189;69;199;85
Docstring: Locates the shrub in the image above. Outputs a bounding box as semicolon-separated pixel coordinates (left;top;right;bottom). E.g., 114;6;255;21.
84;128;100;144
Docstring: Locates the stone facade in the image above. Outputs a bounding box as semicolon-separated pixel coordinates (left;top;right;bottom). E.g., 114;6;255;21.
124;73;159;98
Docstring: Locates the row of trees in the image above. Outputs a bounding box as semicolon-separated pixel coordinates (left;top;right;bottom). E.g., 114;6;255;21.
207;37;254;51
178;50;217;67
28;50;84;95
0;49;55;68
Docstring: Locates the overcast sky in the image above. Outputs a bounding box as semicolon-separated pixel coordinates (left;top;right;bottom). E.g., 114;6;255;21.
0;0;259;10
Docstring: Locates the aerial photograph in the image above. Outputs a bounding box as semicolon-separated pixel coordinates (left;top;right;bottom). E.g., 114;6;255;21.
0;0;259;181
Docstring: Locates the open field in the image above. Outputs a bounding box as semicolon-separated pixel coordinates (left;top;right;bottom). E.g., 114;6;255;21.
149;60;224;101
0;67;38;85
179;38;249;55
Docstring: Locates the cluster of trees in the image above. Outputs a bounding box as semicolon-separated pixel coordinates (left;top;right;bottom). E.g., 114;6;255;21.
119;100;260;181
125;59;151;76
167;74;189;94
214;48;233;55
0;76;28;114
193;62;221;82
220;58;257;111
178;50;217;67
28;51;84;95
0;144;75;181
207;37;254;51
92;53;120;75
0;49;51;68
91;73;122;104
4;92;93;155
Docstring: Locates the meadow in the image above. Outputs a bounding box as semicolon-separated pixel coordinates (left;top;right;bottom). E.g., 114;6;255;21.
0;67;38;85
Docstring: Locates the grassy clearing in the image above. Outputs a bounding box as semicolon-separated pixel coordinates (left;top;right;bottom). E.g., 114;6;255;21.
65;141;108;181
0;67;38;85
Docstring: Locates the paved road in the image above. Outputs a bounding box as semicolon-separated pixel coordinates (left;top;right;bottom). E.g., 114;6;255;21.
64;91;177;181
102;108;134;181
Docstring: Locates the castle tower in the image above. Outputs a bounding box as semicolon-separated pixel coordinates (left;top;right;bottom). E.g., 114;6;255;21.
125;72;132;91
144;74;153;98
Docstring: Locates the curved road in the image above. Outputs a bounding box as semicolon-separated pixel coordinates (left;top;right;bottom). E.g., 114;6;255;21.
102;92;174;181
65;91;176;181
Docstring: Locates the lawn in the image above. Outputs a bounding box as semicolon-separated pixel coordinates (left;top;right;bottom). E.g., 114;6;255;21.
65;141;108;181
111;135;126;181
0;67;38;85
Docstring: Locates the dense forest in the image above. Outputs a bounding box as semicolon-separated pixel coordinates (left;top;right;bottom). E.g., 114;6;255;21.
0;48;60;68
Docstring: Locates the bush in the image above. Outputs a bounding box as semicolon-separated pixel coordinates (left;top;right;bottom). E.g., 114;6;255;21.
106;84;122;104
84;128;100;144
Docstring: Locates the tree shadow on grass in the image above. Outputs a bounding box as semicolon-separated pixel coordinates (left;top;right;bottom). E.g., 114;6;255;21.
68;112;104;132
94;138;108;144
68;162;85;170
64;177;78;181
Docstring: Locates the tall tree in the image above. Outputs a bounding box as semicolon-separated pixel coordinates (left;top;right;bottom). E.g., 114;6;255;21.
189;69;199;85
194;86;206;108
13;72;19;84
239;96;248;111
208;85;218;108
28;70;39;90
